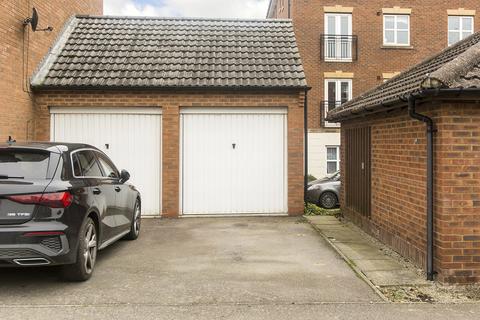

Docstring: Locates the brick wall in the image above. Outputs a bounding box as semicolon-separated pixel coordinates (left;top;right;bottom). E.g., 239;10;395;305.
435;103;480;283
340;101;480;284
0;0;102;142
33;89;306;218
341;106;432;271
269;0;480;131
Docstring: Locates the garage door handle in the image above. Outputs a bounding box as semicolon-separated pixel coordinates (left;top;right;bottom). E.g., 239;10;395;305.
115;187;121;192
92;188;102;195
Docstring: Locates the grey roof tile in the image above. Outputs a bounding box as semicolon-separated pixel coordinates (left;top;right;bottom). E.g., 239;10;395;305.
328;32;480;121
31;16;307;89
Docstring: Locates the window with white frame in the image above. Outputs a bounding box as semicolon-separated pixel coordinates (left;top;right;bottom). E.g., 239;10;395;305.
324;13;353;61
324;79;352;127
383;15;410;46
448;16;474;46
326;146;340;174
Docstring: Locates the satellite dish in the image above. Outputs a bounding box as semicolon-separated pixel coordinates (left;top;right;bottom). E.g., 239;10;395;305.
30;7;39;32
24;7;52;32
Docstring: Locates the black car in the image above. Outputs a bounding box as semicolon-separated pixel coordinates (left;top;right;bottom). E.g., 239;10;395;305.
0;142;141;281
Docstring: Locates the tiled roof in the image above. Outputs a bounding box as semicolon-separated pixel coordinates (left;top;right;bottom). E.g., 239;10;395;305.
31;16;307;89
328;32;480;121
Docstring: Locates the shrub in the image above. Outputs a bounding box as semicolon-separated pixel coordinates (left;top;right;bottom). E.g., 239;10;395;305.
304;202;341;216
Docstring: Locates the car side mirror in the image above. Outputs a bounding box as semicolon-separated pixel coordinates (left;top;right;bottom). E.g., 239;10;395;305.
120;169;130;183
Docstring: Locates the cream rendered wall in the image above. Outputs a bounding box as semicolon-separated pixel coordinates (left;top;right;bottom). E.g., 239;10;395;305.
308;132;341;179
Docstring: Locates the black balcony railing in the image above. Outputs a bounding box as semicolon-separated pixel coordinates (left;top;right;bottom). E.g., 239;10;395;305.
321;100;345;127
320;35;358;61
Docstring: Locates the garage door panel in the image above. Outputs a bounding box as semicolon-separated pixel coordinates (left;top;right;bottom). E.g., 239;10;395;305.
182;114;230;214
181;110;287;215
50;109;162;216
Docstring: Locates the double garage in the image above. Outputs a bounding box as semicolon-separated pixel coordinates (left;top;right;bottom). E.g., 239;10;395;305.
49;106;289;216
30;16;307;217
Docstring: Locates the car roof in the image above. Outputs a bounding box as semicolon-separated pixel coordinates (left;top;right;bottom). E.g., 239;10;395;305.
0;141;98;153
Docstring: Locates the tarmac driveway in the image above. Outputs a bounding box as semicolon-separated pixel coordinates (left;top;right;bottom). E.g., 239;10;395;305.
0;217;380;307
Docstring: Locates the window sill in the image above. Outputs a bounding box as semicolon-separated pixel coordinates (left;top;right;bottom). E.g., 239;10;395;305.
381;45;414;50
323;60;353;63
324;59;354;63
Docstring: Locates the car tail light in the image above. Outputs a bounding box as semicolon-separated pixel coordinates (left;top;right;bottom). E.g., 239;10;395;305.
7;192;73;208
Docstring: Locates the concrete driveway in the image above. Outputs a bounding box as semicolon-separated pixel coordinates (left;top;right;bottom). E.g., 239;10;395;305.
0;217;378;304
1;217;480;319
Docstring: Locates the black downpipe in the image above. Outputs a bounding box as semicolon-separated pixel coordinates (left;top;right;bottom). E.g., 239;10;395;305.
408;94;435;281
304;89;309;203
288;0;291;18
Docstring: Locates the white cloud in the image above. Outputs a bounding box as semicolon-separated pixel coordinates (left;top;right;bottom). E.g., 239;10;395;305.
104;0;270;19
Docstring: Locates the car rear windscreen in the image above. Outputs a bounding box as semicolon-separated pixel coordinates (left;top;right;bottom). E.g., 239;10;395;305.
0;149;51;179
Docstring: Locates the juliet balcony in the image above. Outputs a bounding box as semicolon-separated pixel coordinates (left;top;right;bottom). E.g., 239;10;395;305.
320;34;358;62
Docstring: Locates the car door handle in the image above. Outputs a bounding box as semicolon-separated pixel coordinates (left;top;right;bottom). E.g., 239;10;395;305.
93;188;102;195
115;187;121;192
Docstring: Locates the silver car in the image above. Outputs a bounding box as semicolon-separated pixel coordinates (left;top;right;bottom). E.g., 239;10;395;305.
306;171;340;209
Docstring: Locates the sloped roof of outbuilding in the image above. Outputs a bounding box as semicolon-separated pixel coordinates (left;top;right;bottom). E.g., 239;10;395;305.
327;32;480;122
31;15;307;90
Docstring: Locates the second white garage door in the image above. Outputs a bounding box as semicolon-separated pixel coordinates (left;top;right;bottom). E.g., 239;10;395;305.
50;107;162;216
181;107;287;215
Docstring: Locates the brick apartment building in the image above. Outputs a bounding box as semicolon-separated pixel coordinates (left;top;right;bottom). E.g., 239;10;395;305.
0;0;103;141
267;0;480;179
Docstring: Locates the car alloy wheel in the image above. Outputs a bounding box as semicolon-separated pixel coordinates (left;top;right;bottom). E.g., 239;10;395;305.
320;192;337;209
133;202;141;236
83;222;97;274
124;200;141;240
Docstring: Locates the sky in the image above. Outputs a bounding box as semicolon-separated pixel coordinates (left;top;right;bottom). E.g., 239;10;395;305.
103;0;271;19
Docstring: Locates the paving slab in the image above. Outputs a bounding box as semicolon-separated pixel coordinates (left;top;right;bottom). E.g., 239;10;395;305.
364;270;430;286
319;229;367;243
334;243;387;260
306;216;340;225
305;215;428;289
354;259;405;272
336;242;384;252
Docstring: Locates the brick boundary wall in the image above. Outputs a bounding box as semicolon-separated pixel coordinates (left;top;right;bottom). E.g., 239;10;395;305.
33;89;306;218
340;101;480;284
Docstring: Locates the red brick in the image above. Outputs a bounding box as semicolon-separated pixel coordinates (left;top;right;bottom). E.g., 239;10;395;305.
0;0;102;140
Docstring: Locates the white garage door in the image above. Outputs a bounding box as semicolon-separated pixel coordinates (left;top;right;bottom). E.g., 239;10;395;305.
50;107;162;216
181;107;287;215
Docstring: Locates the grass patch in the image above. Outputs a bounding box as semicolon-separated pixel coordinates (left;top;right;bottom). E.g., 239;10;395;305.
307;174;317;182
304;202;341;216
